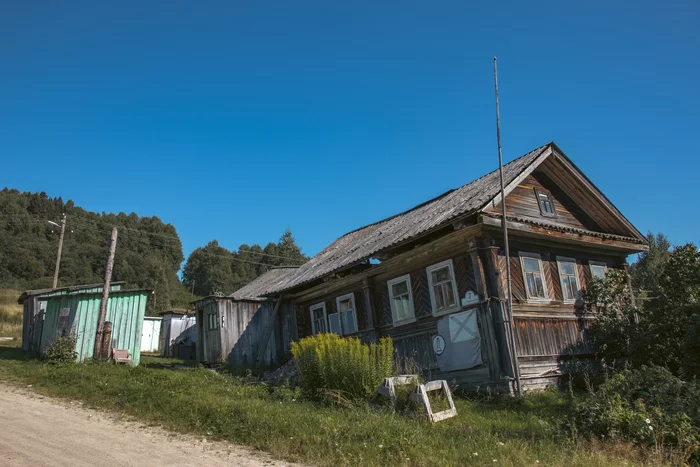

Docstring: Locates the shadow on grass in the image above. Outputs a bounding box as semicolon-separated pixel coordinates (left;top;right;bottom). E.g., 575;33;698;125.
140;354;198;370
0;343;31;361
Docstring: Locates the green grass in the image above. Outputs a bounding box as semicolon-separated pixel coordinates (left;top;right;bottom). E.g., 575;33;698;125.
0;343;664;466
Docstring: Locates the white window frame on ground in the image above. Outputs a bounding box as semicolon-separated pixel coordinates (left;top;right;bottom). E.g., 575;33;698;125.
519;252;549;302
589;261;608;280
556;256;581;304
309;302;327;335
331;293;358;336
387;274;415;326
426;259;460;316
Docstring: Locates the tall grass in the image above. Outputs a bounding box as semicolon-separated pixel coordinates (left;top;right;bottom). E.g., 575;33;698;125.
0;289;22;340
292;334;393;401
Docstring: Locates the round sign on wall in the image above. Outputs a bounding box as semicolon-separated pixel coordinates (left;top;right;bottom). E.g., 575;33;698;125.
432;334;446;356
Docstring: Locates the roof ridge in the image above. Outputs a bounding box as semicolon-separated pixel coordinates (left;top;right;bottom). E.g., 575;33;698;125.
331;143;551;242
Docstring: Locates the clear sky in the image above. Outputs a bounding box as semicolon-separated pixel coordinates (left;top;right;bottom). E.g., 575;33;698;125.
1;1;698;265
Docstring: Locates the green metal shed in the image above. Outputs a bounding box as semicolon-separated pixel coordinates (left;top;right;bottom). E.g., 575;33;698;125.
39;289;150;365
19;282;125;353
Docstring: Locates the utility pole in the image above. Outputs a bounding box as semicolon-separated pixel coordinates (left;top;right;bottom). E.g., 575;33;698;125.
94;227;118;360
493;57;522;397
52;213;67;288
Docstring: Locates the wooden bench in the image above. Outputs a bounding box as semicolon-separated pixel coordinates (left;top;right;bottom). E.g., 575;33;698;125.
112;348;133;365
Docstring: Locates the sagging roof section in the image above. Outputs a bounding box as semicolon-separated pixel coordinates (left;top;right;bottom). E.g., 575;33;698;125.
230;267;300;301
18;281;127;304
267;142;648;294
269;144;553;294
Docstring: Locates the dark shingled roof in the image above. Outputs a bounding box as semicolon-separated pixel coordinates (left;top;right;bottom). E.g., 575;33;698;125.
268;143;552;294
230;267;300;301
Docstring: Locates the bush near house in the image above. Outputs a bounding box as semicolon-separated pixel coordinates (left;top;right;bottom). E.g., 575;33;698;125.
574;366;700;462
44;335;78;364
291;334;393;401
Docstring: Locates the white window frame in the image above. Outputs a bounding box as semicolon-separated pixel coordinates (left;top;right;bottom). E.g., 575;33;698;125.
333;293;358;336
309;302;327;335
387;274;415;326
519;252;550;302
556;256;581;304
589;261;608;280
426;259;460;316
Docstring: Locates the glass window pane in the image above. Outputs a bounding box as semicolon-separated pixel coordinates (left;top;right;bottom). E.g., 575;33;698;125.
591;265;606;279
444;281;456;307
523;258;541;272
534;274;545;297
434;285;445;310
432;267;450;283
341;310;357;334
392;281;408;297
339;298;353;312
562;276;572;300
559;261;575;275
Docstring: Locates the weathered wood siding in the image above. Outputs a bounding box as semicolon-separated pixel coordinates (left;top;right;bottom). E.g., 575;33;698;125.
196;298;295;368
494;171;601;232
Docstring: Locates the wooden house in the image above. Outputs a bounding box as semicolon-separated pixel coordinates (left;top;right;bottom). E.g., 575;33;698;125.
194;267;298;368
259;142;647;392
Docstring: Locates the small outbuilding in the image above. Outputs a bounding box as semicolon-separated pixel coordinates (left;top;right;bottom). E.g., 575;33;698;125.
160;311;196;358
140;316;162;353
18;282;125;353
195;267;298;369
39;288;150;365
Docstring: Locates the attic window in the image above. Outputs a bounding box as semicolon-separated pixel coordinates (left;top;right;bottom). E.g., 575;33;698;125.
535;188;556;217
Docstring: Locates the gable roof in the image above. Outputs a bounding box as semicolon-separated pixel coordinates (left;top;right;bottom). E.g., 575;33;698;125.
267;142;646;295
230;267;300;301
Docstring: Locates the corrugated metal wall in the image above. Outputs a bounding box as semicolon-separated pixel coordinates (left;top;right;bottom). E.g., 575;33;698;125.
22;284;122;353
160;315;196;357
39;290;149;365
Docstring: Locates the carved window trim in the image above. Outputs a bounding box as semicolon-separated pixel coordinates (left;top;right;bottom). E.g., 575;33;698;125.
534;188;557;218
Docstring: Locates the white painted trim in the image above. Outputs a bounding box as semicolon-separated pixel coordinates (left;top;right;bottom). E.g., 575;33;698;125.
518;252;550;302
387;274;415;326
335;293;358;336
426;259;460;316
309;302;327;335
556;256;581;304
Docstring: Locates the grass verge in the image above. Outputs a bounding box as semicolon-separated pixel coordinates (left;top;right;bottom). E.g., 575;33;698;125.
0;289;22;341
0;344;659;466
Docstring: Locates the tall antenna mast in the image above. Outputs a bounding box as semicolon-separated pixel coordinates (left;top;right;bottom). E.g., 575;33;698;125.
493;56;522;397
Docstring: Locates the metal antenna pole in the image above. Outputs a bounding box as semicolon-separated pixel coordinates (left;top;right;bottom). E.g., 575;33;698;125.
52;213;67;288
493;57;522;397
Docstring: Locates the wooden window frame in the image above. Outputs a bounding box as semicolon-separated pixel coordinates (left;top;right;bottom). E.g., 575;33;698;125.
208;312;219;331
387;274;416;326
534;188;557;218
333;293;358;336
426;259;460;316
309;302;327;335
556;256;581;304
589;261;608;280
518;252;550;302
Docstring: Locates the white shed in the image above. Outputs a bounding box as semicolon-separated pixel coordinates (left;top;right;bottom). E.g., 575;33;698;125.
140;316;162;353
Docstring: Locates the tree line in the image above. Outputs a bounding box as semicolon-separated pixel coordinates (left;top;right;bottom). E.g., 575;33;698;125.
0;188;308;312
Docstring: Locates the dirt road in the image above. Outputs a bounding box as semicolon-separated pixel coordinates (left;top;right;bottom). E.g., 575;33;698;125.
0;384;294;467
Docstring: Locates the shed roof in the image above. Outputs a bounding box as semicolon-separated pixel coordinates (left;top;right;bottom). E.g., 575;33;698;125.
266;142;646;294
18;281;127;304
230;267;300;301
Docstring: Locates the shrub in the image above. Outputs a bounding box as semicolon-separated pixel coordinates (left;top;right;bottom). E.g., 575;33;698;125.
575;366;700;460
291;334;393;401
44;335;78;364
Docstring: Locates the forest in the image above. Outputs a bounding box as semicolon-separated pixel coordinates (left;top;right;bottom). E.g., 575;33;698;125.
0;188;307;312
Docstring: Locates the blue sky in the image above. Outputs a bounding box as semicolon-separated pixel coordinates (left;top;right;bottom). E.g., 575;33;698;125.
1;1;698;265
